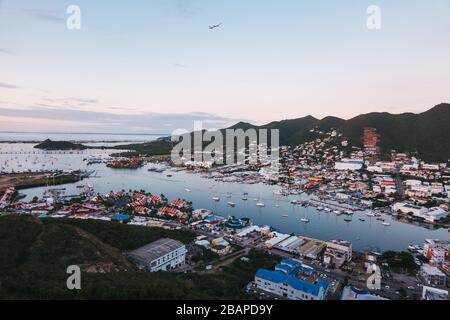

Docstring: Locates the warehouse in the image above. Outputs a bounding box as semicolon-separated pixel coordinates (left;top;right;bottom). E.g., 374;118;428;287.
126;238;187;272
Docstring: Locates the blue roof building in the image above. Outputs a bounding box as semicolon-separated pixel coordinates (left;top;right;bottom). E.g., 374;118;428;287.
255;266;329;300
111;213;130;222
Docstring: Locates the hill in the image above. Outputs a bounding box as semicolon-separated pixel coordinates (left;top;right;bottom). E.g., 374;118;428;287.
116;103;450;162
230;103;450;162
0;216;277;299
34;139;88;150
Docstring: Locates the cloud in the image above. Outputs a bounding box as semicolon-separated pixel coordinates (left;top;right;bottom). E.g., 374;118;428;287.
22;8;65;23
0;48;15;55
0;82;20;89
0;106;242;133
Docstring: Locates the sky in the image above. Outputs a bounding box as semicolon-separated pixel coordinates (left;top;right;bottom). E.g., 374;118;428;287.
0;0;449;133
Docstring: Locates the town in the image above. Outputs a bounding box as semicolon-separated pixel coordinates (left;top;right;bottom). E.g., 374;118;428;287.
0;178;448;300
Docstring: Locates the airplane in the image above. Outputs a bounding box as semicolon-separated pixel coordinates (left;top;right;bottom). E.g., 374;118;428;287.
209;23;222;30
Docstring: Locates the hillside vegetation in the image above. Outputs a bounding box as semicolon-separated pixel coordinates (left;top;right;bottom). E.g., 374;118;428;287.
0;216;277;299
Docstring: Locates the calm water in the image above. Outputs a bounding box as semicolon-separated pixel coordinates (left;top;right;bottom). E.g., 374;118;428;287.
1;143;449;252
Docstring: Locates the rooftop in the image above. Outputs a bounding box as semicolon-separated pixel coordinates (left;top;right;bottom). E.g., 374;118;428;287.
127;238;185;263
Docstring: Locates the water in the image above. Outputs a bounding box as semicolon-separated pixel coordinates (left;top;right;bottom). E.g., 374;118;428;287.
1;142;449;252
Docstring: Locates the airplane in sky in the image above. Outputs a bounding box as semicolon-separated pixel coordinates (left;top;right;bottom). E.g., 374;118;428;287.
209;23;222;30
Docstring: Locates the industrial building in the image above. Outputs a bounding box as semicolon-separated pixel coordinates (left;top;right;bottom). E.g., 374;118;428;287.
126;238;187;272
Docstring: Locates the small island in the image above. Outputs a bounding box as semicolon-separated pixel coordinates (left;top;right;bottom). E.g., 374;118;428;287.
34;139;88;151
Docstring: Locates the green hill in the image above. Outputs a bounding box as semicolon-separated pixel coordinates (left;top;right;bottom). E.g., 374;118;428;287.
116;103;450;162
0;216;277;299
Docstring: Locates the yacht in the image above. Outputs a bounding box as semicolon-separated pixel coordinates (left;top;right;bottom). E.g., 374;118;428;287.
300;218;310;223
227;202;236;207
382;222;391;226
256;202;266;208
212;197;220;202
365;212;375;217
185;188;191;192
344;217;352;222
282;214;289;218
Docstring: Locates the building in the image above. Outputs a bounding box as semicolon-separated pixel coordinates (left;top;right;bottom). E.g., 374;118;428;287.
323;240;353;269
126;238;187;272
341;285;387;300
334;161;363;171
255;259;329;300
392;202;428;216
424;239;450;264
422;286;449;300
363;127;380;156
414;207;448;223
419;264;447;286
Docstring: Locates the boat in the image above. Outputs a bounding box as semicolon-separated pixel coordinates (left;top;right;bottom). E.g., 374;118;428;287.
227;202;236;207
275;204;280;208
256;202;265;208
166;174;173;177
345;210;353;215
242;196;248;201
382;222;391;226
333;210;342;215
300;218;310;223
282;214;289;218
317;207;324;211
344;218;352;222
212;197;220;202
225;193;232;198
185;188;191;192
358;218;366;222
365;212;375;217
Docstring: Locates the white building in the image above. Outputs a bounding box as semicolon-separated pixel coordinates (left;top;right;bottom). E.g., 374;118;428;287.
423;239;450;264
255;260;329;300
420;264;447;286
126;238;187;272
422;286;449;300
414;207;448;223
334;161;363;171
323;240;353;269
392;202;428;216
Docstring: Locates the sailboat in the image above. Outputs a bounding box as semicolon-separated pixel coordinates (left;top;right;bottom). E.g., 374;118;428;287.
301;207;310;223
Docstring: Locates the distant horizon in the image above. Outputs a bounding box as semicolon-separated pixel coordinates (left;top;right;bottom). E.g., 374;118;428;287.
0;102;447;135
